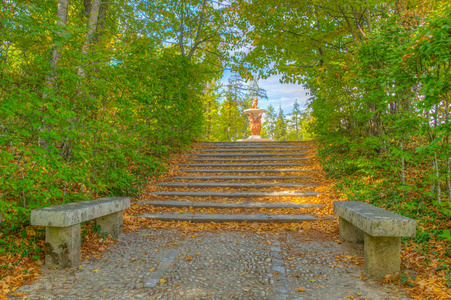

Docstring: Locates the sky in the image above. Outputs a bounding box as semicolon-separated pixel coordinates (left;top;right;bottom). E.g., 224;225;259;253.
257;74;310;114
221;71;311;115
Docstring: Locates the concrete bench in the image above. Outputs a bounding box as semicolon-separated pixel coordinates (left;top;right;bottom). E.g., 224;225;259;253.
31;197;130;268
333;201;416;276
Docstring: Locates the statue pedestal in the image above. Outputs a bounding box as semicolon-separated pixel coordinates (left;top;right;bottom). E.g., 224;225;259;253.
237;135;274;142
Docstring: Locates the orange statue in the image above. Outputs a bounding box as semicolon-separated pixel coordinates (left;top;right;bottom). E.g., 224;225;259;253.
248;114;262;136
251;97;259;109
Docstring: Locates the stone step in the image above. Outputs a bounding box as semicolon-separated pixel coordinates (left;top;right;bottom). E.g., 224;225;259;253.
150;191;319;197
199;146;302;149
179;163;306;167
201;141;309;144
165;176;313;180
137;213;318;223
155;182;318;188
198;144;306;147
187;158;308;162
194;149;309;153
180;169;309;173
142;200;319;209
185;153;308;157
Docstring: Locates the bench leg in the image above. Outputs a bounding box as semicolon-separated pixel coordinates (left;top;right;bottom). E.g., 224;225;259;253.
45;224;80;268
364;233;400;276
339;217;364;243
96;211;123;239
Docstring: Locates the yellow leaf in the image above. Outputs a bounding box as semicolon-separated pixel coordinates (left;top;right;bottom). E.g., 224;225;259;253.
149;268;155;272
160;279;166;283
347;296;354;299
26;228;36;237
93;269;99;273
186;255;193;261
9;292;28;297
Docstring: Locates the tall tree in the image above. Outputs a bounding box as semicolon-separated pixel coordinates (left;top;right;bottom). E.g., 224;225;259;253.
288;99;302;141
262;104;276;139
274;104;287;140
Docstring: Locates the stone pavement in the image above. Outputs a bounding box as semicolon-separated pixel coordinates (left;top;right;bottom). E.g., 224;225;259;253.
11;230;410;300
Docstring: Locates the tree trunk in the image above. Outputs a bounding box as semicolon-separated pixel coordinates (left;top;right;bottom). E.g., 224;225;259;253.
435;152;441;202
39;0;70;150
243;118;248;139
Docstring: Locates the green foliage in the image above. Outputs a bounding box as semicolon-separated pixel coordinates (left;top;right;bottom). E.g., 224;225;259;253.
0;0;224;233
233;0;451;206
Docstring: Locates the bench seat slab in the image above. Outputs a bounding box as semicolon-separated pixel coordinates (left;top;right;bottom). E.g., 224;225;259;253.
364;233;401;275
45;224;81;268
333;201;416;237
31;197;130;227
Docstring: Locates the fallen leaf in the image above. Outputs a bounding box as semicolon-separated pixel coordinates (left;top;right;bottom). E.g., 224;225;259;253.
9;292;29;297
295;288;306;292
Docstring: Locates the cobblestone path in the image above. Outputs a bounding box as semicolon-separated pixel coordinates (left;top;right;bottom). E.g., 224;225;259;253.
10;142;412;299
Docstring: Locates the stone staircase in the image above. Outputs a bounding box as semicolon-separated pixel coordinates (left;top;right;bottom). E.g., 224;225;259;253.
137;141;327;223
